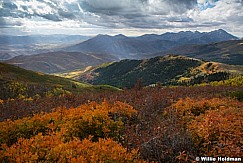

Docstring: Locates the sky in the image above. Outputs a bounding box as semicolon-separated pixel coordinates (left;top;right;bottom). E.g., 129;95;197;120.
0;0;243;37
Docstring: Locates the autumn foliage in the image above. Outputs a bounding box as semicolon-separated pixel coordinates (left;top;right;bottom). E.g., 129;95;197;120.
173;98;243;159
0;100;141;162
1;134;140;163
0;85;243;162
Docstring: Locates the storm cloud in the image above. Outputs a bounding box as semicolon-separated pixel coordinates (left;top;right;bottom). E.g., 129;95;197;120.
0;0;242;36
0;0;197;26
72;0;197;30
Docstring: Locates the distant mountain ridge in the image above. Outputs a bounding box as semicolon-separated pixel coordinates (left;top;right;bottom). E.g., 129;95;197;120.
64;29;238;59
64;34;161;59
150;40;243;65
137;29;237;43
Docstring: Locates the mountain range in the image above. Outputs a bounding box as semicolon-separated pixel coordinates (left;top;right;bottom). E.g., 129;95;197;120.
63;29;239;59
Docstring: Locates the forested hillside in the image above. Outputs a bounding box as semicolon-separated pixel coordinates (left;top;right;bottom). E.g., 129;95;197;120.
77;55;243;88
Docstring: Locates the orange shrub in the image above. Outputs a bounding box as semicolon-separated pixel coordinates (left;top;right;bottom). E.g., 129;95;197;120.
0;100;141;162
61;100;137;141
0;113;57;146
173;97;240;124
0;100;137;146
173;98;243;157
188;107;243;156
0;133;142;163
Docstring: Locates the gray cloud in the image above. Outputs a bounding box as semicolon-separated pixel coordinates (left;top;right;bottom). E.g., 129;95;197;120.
0;0;243;37
0;17;23;28
79;0;197;17
40;14;61;21
0;0;77;22
76;0;198;29
0;0;198;28
2;1;18;10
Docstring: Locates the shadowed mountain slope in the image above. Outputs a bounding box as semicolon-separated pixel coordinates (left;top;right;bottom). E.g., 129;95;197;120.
151;40;243;65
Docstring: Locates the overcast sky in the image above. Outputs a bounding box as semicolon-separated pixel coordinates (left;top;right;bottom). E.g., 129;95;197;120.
0;0;242;37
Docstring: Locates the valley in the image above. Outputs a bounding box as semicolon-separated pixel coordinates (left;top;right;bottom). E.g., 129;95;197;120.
0;34;91;60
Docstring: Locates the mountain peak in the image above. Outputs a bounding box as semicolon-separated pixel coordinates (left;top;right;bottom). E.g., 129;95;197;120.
211;29;227;34
96;34;110;37
207;29;238;40
178;31;193;34
216;29;226;32
114;34;127;39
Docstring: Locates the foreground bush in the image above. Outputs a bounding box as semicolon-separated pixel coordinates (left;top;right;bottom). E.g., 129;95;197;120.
0;133;141;162
0;100;142;162
173;98;243;157
0;100;137;146
1;86;243;162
